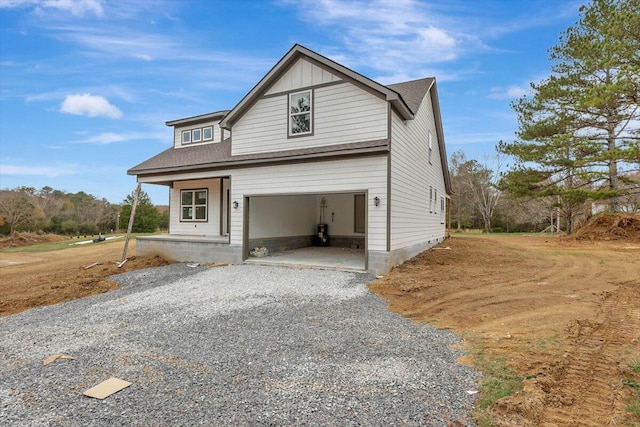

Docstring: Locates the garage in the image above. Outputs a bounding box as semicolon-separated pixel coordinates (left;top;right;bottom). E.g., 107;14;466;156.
243;192;367;271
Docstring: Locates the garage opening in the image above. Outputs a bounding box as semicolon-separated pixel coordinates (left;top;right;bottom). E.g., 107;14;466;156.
244;192;366;271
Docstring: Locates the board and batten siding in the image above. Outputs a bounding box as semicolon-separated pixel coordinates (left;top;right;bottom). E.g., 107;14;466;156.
173;122;226;149
390;92;447;250
140;156;389;251
169;179;221;236
231;82;388;156
265;58;342;96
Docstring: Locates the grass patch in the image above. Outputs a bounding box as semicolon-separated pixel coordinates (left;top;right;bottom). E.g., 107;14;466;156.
470;345;524;427
0;233;159;253
626;358;640;424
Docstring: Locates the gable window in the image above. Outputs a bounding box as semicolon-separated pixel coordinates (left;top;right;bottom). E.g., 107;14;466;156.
181;130;191;144
192;128;202;143
289;90;312;136
181;189;207;221
428;131;433;165
203;126;213;141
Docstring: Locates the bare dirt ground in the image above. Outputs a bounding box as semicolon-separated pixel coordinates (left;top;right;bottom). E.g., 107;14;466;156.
371;215;640;426
0;237;169;317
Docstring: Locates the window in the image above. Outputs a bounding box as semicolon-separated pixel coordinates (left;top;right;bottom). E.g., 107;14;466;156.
203;126;213;141
289;90;312;136
434;189;437;213
192;128;202;142
181;189;207;221
440;197;445;224
429;186;433;213
428;131;433;165
181;130;191;144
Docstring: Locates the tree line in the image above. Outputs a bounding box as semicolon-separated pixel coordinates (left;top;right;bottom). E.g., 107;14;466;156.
0;186;167;236
452;0;639;234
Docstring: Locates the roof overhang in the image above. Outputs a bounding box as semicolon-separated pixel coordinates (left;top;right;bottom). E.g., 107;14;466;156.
165;110;230;127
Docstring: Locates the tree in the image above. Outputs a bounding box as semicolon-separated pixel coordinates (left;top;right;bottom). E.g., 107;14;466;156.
450;151;503;233
119;189;160;233
0;187;41;235
500;0;640;224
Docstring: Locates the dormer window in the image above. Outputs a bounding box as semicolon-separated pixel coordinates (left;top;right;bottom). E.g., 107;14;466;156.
289;90;312;136
181;130;191;144
203;126;213;141
192;128;202;143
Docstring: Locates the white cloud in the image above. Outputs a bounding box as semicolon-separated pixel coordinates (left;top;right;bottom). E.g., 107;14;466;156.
60;93;123;118
0;0;104;16
0;163;76;177
488;85;529;100
75;131;167;145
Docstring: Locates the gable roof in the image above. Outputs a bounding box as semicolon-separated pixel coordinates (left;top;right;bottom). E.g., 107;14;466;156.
220;44;415;129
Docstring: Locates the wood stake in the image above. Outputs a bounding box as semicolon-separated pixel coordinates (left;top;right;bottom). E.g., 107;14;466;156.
83;262;101;269
120;183;141;265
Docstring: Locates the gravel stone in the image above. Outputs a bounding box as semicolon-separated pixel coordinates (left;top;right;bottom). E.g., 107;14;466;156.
0;263;480;426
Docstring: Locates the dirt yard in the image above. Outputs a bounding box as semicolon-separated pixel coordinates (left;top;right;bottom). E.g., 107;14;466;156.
371;225;640;426
2;216;639;426
0;237;169;317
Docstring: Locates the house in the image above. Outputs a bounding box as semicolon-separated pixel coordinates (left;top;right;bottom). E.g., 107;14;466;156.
128;44;452;275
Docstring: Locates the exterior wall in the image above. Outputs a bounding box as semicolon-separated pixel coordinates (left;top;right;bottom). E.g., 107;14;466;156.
169;178;222;236
139;155;389;252
265;58;342;95
173;122;225;148
137;236;242;264
232;81;388;155
390;91;447;251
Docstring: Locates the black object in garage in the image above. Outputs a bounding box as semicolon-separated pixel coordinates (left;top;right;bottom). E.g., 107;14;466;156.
313;223;329;246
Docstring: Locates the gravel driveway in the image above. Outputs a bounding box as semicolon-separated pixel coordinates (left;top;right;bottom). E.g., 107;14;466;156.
1;264;479;426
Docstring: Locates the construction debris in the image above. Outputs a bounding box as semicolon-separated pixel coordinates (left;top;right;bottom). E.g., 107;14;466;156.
83;262;101;270
83;377;131;400
43;354;75;366
117;259;128;268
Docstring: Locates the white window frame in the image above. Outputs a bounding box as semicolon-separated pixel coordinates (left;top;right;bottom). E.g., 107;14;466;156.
428;131;433;165
203;126;213;141
181;130;191;144
429;186;433;213
440;197;445;224
434;189;437;214
180;189;208;222
288;90;313;137
192;128;202;143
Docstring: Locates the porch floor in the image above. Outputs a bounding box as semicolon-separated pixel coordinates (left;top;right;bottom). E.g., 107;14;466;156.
244;246;366;272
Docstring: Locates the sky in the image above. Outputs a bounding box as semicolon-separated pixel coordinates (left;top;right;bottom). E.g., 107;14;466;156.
0;0;584;205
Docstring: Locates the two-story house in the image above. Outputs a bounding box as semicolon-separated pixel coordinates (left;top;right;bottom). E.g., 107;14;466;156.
128;44;452;275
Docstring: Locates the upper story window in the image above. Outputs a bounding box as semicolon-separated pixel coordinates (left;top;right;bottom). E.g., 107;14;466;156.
181;126;215;145
182;130;191;144
181;189;207;221
203;126;213;141
289;90;312;136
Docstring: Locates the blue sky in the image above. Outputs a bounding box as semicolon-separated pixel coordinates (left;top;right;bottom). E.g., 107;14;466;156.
0;0;582;205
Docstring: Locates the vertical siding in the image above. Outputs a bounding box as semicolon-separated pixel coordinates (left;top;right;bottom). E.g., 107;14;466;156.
390;92;447;250
232;82;388;155
265;58;341;95
170;179;221;236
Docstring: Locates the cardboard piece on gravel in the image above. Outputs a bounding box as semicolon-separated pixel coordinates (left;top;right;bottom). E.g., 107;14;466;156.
83;378;131;399
43;354;75;366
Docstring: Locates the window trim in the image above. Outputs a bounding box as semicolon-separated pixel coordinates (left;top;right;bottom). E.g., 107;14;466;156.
181;130;191;144
288;89;313;137
202;126;213;141
428;131;433;165
192;128;202;143
180;188;208;222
